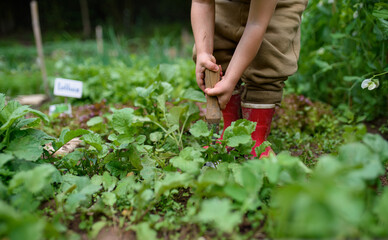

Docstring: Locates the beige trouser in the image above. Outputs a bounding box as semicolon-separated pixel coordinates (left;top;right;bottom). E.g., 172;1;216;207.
194;0;308;106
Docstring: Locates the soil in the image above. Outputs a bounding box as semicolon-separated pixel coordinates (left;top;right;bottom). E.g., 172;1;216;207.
380;174;388;187
364;116;388;140
96;227;136;240
172;188;191;208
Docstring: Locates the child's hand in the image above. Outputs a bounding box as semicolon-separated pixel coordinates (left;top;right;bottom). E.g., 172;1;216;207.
204;77;235;110
195;53;219;91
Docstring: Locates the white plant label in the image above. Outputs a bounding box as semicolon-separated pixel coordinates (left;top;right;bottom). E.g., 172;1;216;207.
54;78;83;98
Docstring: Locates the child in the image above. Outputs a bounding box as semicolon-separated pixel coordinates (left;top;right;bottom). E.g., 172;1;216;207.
191;0;308;158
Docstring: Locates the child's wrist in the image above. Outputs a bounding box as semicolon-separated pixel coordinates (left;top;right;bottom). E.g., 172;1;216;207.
196;51;212;57
223;74;240;87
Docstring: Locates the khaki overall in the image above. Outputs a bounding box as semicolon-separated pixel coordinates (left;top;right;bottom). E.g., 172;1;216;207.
194;0;308;106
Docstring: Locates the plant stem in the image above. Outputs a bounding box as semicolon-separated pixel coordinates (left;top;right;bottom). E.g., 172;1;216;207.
161;104;181;149
371;71;388;79
178;115;190;149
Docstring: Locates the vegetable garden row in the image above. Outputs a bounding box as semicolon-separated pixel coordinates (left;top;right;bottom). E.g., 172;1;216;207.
1;0;388;238
1;58;388;239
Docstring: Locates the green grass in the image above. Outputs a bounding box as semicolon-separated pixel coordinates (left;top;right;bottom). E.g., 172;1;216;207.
0;26;194;97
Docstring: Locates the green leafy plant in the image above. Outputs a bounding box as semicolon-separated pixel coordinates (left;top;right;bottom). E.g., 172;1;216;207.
0;93;52;161
288;0;388;120
268;134;388;238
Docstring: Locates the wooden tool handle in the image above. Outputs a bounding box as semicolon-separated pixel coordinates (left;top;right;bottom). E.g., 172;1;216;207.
205;69;222;124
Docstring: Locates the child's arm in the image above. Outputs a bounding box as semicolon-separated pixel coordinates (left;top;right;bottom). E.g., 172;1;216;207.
191;0;220;92
205;0;278;109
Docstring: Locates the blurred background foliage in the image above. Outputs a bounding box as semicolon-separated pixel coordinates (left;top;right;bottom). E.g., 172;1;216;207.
289;0;388;120
0;0;191;38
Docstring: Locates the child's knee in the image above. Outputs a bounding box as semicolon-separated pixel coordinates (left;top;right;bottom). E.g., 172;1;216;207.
241;77;287;105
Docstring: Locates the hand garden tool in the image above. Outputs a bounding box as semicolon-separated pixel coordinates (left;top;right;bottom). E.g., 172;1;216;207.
204;68;222;135
203;68;222;168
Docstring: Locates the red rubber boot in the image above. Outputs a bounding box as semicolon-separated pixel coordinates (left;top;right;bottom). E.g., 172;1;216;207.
220;93;241;140
241;106;275;158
